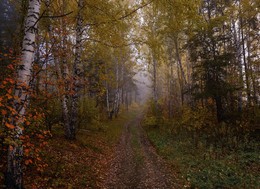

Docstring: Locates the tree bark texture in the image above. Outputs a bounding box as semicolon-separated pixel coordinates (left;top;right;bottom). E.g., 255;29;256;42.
6;0;41;188
70;0;84;139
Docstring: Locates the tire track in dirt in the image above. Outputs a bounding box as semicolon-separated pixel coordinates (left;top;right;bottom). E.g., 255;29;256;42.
103;114;180;189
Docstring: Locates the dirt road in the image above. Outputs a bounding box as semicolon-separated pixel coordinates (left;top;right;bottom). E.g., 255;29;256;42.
103;114;180;189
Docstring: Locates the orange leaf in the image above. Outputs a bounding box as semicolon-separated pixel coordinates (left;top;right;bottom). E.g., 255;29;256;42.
31;184;37;189
38;134;44;139
6;94;12;100
25;160;30;165
7;64;14;70
6;77;15;84
24;148;29;153
1;110;7;115
24;149;30;155
5;122;15;129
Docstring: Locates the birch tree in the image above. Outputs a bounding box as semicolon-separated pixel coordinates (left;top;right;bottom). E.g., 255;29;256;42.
70;0;84;139
47;0;73;138
6;0;41;188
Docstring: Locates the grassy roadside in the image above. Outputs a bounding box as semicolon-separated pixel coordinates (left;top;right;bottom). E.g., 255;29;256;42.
144;125;259;189
23;106;139;188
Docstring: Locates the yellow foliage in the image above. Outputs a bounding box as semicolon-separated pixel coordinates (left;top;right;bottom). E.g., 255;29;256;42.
181;106;217;132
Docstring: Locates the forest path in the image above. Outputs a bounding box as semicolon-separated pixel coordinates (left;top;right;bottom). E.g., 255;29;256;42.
102;113;179;189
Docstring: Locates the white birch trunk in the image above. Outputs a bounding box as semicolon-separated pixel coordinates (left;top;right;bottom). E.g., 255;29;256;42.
7;0;41;188
56;0;71;138
70;0;84;139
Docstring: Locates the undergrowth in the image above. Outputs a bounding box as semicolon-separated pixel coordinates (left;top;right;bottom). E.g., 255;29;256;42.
144;125;259;189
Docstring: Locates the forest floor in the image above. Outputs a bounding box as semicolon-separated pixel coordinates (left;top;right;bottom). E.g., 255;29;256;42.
3;106;257;188
22;107;182;188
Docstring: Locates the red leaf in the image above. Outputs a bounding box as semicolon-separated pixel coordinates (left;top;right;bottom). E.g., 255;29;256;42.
7;64;14;70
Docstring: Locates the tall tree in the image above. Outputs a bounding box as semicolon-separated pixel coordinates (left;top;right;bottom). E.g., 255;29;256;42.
6;0;41;188
70;0;84;139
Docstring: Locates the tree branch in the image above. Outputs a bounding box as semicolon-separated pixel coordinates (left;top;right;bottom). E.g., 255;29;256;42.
42;11;73;19
85;0;154;27
82;37;144;48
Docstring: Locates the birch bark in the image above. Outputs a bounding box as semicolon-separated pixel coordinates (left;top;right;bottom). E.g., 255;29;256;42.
54;0;71;139
61;37;71;138
7;0;41;188
70;0;84;139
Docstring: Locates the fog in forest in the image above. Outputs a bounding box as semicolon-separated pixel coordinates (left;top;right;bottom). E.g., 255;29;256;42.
134;66;152;104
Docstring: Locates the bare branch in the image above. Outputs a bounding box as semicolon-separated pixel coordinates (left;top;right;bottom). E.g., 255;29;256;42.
85;0;154;27
82;37;144;48
42;11;73;19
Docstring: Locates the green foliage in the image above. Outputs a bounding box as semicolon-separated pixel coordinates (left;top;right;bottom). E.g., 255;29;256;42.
143;99;164;128
181;106;216;132
102;106;139;144
79;96;101;130
129;120;144;164
44;97;62;130
143;115;158;127
143;95;260;188
144;126;260;189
